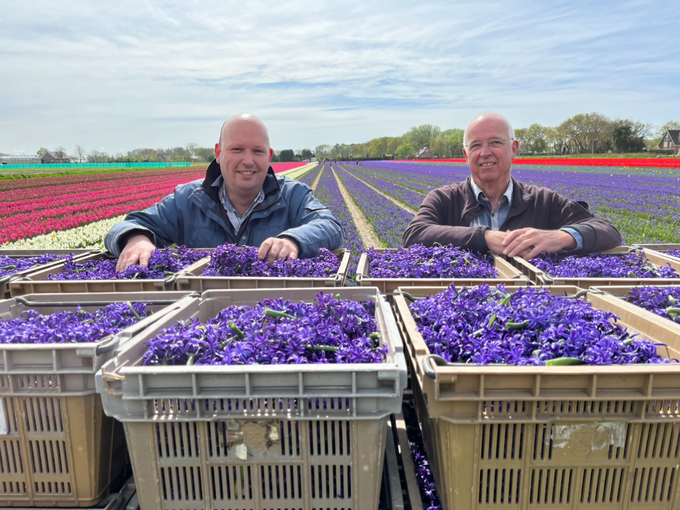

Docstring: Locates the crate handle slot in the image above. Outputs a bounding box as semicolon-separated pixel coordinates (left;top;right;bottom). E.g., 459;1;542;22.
422;354;450;379
164;275;177;286
539;274;554;285
95;335;120;355
393;290;421;302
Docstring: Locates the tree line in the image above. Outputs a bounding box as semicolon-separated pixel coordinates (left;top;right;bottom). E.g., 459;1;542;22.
30;114;680;164
318;114;680;160
34;145;316;164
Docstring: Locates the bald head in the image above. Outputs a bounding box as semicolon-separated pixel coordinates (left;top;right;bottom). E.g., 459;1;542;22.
219;114;270;149
463;112;514;146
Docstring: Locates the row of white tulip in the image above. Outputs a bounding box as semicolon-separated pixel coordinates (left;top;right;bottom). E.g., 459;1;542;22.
2;166;318;252
279;163;318;180
2;215;126;251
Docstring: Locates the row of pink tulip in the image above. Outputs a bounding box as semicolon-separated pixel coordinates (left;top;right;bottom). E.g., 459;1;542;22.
1;173;204;216
0;168;205;202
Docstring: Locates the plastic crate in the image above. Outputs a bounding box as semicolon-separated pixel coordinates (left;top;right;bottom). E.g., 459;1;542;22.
590;285;680;336
0;249;100;299
634;244;680;263
0;291;196;507
356;250;529;297
8;252;208;296
393;285;680;510
96;287;408;510
175;249;351;291
503;246;680;288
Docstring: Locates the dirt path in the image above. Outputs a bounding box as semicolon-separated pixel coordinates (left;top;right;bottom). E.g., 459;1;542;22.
310;165;323;192
337;165;417;214
330;166;383;248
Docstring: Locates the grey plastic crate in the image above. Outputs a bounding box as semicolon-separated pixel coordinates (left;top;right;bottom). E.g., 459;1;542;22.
96;287;407;510
356;249;529;297
96;286;407;422
0;248;100;298
503;246;680;287
9;251;208;296
176;248;351;291
0;291;198;396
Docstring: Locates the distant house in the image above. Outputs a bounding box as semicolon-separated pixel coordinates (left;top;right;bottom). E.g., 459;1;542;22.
41;151;71;164
658;130;680;155
415;147;436;159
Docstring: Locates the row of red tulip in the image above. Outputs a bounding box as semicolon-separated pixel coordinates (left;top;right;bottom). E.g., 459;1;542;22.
0;168;205;202
1;174;204;216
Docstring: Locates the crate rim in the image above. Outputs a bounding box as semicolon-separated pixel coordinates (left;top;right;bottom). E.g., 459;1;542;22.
393;284;680;398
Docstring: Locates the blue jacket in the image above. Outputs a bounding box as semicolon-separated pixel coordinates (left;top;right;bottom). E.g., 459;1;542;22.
105;161;344;258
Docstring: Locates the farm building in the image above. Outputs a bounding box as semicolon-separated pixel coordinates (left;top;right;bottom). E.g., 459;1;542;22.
0;154;41;165
658;130;680;154
415;146;435;159
41;151;71;163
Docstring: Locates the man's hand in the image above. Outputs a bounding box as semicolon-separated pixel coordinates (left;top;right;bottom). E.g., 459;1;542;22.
116;235;156;271
257;237;299;265
501;228;577;259
484;230;511;254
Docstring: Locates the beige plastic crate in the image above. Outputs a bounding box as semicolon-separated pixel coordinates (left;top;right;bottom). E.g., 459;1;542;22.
504;246;680;288
9;252;207;296
590;285;680;335
634;244;680;263
393;284;680;510
0;291;195;507
356;249;529;297
0;249;100;299
0;394;127;508
176;248;351;291
96;287;407;510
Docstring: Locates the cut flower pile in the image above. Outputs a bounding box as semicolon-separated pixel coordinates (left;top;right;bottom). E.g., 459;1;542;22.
143;293;386;366
365;244;498;279
47;246;209;280
0;302;149;344
530;252;680;279
625;286;680;325
203;245;340;277
410;284;666;365
0;253;68;278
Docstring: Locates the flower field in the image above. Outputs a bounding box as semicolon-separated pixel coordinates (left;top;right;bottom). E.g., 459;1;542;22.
2;159;679;252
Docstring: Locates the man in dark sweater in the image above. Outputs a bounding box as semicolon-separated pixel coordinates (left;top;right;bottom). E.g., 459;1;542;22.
402;112;622;258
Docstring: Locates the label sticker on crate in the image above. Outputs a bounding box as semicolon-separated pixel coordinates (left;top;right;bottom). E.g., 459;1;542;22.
0;400;7;435
552;422;626;456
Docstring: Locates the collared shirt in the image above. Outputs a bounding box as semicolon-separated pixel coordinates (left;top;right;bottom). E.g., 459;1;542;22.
469;178;514;231
468;178;583;250
212;175;265;234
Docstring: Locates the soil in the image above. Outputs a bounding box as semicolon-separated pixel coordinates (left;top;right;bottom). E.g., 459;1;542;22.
330;166;383;248
336;164;417;214
310;165;323;192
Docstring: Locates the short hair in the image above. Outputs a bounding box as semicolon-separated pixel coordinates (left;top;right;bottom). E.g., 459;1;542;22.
463;112;515;145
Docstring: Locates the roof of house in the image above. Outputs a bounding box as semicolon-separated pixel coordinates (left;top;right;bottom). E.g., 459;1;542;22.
666;130;680;145
416;147;435;158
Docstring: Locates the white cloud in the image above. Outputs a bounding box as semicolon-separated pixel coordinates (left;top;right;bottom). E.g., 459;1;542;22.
0;0;678;153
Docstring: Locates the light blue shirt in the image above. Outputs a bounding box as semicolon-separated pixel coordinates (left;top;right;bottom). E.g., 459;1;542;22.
468;178;583;250
212;176;265;234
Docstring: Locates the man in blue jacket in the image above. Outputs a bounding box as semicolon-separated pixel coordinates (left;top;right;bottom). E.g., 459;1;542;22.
106;114;344;270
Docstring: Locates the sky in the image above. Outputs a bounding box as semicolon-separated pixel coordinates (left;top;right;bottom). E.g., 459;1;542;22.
1;0;679;156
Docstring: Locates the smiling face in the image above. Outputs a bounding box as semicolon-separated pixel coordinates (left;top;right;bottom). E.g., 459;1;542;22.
463;115;519;190
214;115;274;208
